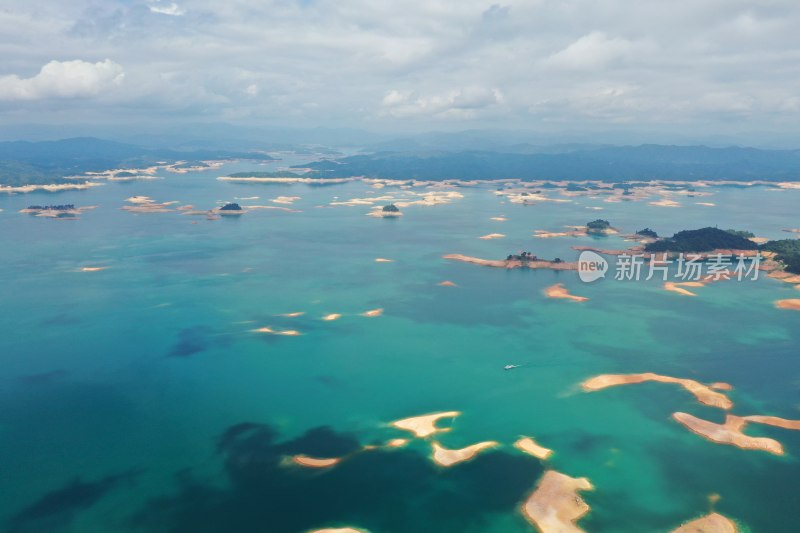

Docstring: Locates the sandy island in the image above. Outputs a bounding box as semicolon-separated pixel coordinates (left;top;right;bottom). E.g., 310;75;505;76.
361;308;383;317
0;182;103;194
309;527;369;533
277;312;305;317
322;313;342;321
431;441;498;467
672;412;795;455
291;455;342;468
775;299;800;310
521;470;593;533
390;411;461;438
544;283;588;302
514;437;553;460
438;280;458;287
670;512;738;533
581;373;733;410
443;254;578;271
664;281;706;296
479;233;505;240
79;266;109;272
253;326;302;336
375;258;394;262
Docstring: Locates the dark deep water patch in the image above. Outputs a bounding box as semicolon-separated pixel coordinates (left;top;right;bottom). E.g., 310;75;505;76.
130;422;543;533
7;469;142;533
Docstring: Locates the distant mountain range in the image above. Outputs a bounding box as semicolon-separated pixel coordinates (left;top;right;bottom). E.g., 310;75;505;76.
3;137;800;186
0;137;274;186
300;145;800;182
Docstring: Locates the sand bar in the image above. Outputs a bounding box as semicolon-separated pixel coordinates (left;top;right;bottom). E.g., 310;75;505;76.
521;470;593;533
581;373;733;410
438;280;458;287
670;512;738;533
390;411;461;438
361;308;383;317
322;313;342;321
775;299;800;310
375;258;394;262
514;437;553;460
544;283;588;302
253;326;302;336
672;413;784;455
431;441;498;467
479;233;505;240
443;254;578;271
292;455;342;468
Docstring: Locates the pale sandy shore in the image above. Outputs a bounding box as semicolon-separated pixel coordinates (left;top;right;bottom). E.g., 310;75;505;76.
291;455;342;468
322;313;342;321
443;254;578;271
308;527;369;533
374;258;394;262
775;298;800;310
479;233;505;240
544;283;588;302
390;411;461;438
514;437;553;460
253;326;302;336
79;267;109;272
361;308;383;317
0;182;103;194
672;413;788;455
438;280;458;287
385;438;410;448
670;512;738;533
520;470;593;533
431;441;498;467
581;373;733;410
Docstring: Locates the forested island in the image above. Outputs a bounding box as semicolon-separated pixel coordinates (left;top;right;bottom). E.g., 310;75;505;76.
644;227;759;252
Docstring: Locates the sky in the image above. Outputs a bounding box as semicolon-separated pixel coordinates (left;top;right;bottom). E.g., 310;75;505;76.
1;0;800;144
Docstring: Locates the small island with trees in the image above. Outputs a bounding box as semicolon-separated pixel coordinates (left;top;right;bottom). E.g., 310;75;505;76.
370;203;403;218
644;227;759;253
586;219;617;235
19;204;95;218
216;202;246;216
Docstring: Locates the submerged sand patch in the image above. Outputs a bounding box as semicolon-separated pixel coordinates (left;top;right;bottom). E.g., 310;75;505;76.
514;437;553;460
664;281;705;296
521;470;593;533
670;512;738;533
582;373;733;410
431;441;498;467
390;411;461;438
544;283;588;302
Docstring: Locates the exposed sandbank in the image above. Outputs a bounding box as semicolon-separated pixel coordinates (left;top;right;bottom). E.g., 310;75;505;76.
479;233;505;240
431;441;498;467
670;512;738;533
514;437;553;460
544;283;588;302
79;267;109;272
291;455;342;468
438;280;458;287
775;299;800;310
276;312;305;317
664;281;705;296
672;413;785;455
308;528;368;533
361;308;383;317
253;326;302;336
390;411;461;438
322;313;342;321
0;182;103;194
374;258;394;262
581;373;733;410
520;470;593;533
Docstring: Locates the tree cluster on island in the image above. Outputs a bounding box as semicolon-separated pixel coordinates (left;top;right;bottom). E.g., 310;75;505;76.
724;229;756;239
644;227;759;253
761;239;800;274
636;228;658;238
382;204;400;213
505;252;562;263
586;219;612;234
219;203;242;211
26;204;75;211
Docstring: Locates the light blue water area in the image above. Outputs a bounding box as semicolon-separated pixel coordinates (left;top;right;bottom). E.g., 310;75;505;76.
0;165;798;532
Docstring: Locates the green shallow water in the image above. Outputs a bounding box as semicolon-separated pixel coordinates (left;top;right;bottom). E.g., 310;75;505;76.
0;163;798;532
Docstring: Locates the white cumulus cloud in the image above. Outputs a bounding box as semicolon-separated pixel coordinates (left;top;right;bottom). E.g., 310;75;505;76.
545;31;637;70
148;2;186;16
0;59;124;101
381;87;504;119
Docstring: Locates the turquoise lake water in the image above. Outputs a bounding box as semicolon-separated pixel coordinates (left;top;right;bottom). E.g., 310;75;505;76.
1;160;799;532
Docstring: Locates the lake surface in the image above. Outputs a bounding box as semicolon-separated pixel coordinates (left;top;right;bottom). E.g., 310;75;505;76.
1;159;798;532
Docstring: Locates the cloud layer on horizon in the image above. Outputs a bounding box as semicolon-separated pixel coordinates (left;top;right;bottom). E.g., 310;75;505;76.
1;0;799;140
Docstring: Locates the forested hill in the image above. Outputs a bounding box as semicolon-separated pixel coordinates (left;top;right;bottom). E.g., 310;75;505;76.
0;137;273;186
298;145;800;182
